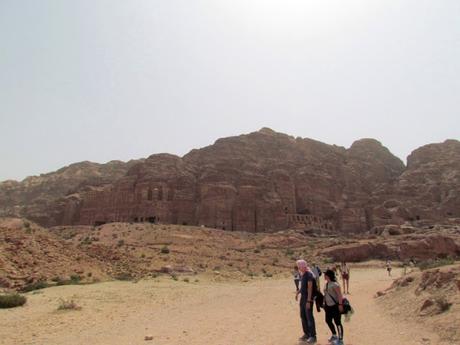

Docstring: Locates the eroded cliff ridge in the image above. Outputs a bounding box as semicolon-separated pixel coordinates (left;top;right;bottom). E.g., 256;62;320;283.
1;129;459;232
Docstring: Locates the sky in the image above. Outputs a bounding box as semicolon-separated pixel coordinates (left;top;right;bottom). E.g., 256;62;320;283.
0;0;459;181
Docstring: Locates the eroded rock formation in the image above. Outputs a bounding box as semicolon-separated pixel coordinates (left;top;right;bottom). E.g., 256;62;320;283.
1;129;459;233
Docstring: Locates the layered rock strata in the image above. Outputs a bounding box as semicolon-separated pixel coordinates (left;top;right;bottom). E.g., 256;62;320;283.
1;129;459;233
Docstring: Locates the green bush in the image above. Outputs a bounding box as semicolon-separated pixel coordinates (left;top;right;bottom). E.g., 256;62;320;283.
0;293;27;308
161;246;170;254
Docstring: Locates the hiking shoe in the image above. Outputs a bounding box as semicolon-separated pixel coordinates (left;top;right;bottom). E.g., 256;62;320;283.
333;339;344;345
328;335;338;343
299;335;309;341
306;337;317;344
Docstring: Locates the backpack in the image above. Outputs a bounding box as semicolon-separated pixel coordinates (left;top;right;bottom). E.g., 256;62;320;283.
315;291;324;312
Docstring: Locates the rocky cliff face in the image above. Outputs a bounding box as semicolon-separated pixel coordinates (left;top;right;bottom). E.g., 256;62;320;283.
1;129;458;233
56;128;406;232
0;160;141;226
369;140;460;228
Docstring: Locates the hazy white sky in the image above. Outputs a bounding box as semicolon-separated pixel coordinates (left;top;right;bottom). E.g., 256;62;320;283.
1;0;459;181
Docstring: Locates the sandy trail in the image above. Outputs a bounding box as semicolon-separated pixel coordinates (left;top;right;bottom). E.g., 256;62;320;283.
0;268;447;345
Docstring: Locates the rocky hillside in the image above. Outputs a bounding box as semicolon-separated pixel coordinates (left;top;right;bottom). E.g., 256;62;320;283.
320;223;460;262
0;218;108;290
0;159;141;226
0;217;332;290
1;129;459;233
376;264;460;344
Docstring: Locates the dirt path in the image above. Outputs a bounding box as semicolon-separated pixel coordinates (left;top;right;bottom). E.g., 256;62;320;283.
0;268;447;345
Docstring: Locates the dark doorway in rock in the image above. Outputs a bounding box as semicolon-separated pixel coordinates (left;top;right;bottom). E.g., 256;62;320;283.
134;217;139;222
94;221;106;226
148;216;156;224
298;208;311;215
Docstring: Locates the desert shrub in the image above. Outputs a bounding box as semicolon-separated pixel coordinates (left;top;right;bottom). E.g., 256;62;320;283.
54;274;82;286
417;257;455;271
81;236;92;245
141;253;146;258
323;257;335;264
70;275;82;283
0;293;27;308
57;299;81;311
114;272;134;281
117;239;125;247
285;248;294;256
435;297;452;312
171;274;178;281
21;280;49;292
161;246;170;254
183;277;190;283
264;273;273;278
254;248;261;254
194;279;199;283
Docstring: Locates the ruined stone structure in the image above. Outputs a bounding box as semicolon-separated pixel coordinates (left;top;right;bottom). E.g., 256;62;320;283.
286;214;335;231
1;128;459;233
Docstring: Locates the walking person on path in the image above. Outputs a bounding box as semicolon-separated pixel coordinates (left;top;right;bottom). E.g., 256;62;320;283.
324;269;345;345
295;259;318;344
386;260;392;276
311;263;322;291
340;262;350;294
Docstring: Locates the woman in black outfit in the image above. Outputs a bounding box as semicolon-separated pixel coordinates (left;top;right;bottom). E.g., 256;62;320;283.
324;269;344;345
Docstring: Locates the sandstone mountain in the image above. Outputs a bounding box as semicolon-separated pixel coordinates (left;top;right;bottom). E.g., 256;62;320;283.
1;129;459;233
0;159;141;226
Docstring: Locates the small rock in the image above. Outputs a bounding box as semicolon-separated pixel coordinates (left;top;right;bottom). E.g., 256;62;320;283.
144;335;154;341
375;290;386;298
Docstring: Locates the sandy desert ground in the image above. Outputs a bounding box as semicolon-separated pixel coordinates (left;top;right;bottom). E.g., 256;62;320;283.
0;267;454;345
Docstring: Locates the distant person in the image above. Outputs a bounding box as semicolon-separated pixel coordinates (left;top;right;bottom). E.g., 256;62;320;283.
323;269;345;345
311;263;322;290
340;262;350;294
294;265;301;293
295;259;317;343
386;260;392;276
409;257;416;273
